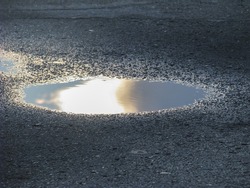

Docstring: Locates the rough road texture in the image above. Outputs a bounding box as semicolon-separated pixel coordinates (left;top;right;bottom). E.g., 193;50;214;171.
0;1;250;187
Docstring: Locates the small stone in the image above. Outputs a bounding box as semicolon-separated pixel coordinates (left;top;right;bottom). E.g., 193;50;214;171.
130;149;148;155
33;123;42;126
160;171;171;175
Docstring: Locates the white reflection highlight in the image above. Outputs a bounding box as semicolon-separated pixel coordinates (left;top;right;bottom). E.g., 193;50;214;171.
58;78;124;114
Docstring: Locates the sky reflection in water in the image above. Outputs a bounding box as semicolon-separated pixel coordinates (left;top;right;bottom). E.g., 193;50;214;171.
0;58;14;73
24;77;205;114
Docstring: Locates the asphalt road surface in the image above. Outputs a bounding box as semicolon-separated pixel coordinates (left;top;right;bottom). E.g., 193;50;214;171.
0;1;250;187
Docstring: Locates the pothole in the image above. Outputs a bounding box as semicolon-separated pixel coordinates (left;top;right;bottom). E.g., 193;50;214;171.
23;76;206;114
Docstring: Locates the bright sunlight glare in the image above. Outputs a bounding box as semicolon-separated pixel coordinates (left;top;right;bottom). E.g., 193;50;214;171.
58;78;125;114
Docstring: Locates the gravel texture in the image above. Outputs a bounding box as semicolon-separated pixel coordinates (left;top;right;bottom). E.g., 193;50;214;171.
0;1;250;187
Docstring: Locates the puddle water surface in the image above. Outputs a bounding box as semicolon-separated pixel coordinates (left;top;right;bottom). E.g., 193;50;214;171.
24;77;206;114
0;58;14;73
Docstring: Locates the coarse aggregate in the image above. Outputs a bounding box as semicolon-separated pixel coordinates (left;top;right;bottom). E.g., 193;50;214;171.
0;1;250;187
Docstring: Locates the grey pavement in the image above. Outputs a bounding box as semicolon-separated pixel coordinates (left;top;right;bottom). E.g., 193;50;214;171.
0;1;250;187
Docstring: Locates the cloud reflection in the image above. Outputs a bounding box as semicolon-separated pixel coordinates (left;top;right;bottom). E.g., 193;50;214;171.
24;77;205;114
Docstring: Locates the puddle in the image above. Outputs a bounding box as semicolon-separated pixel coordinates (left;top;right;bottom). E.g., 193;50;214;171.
23;77;206;114
0;58;15;73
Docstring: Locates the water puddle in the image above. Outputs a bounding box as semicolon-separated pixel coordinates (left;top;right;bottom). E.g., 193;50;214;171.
0;58;15;73
23;77;206;114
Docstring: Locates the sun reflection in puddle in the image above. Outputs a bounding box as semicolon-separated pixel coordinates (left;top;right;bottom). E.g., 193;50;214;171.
24;77;206;114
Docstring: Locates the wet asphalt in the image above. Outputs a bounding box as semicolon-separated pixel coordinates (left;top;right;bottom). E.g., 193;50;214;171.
0;1;250;187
